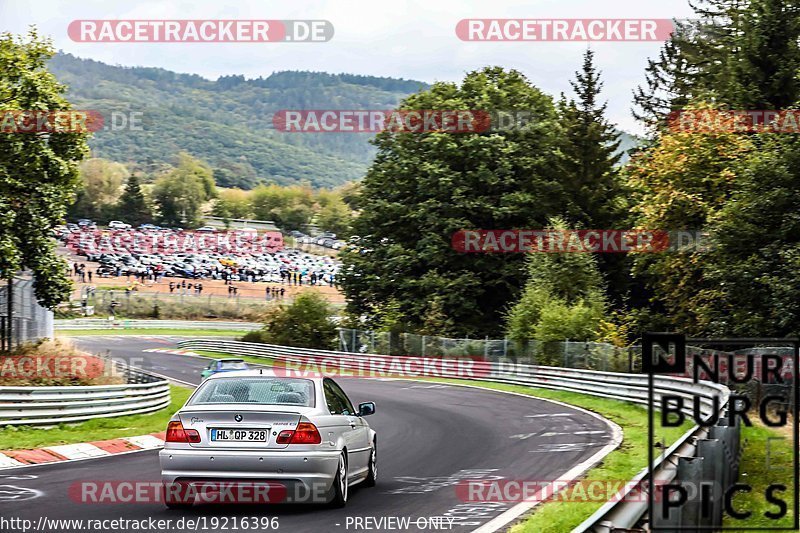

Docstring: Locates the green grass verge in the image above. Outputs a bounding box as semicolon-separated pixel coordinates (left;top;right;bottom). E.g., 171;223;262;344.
723;423;795;529
56;329;248;337
0;385;192;450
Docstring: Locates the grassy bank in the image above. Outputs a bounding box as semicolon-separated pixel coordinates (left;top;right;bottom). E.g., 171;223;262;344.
722;422;795;529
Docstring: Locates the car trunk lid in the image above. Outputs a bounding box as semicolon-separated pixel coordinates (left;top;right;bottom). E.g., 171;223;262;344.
178;405;313;449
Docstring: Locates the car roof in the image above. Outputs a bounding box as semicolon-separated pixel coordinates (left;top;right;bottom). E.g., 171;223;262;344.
204;368;321;384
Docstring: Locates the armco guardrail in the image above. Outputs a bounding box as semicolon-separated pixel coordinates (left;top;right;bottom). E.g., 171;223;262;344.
55;319;262;331
0;358;170;426
177;339;733;531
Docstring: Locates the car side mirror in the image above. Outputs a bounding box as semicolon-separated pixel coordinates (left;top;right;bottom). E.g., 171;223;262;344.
358;402;376;416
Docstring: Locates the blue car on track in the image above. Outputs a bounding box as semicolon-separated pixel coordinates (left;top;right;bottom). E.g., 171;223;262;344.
200;359;249;379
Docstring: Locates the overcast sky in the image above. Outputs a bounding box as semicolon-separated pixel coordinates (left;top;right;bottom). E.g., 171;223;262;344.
2;0;695;133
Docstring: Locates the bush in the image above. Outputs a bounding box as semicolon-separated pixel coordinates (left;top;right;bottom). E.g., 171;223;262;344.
0;339;125;386
533;298;604;343
243;292;337;350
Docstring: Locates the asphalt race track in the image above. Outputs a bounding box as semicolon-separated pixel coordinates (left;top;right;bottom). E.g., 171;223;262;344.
0;336;616;533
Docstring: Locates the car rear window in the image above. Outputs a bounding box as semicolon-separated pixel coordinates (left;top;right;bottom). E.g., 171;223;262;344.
189;378;315;407
219;361;247;370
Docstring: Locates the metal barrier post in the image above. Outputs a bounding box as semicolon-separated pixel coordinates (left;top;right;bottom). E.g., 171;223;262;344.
697;438;724;527
677;456;704;528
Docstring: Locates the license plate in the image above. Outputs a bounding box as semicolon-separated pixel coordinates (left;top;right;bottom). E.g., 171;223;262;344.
210;428;269;442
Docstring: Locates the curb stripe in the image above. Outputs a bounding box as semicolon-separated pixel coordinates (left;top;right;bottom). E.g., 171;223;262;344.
0;431;168;470
45;443;110;460
0;453;24;467
3;448;69;465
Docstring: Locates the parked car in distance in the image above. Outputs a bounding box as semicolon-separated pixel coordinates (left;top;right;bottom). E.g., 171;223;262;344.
195;226;217;232
77;219;97;229
108;220;131;230
200;359;249;379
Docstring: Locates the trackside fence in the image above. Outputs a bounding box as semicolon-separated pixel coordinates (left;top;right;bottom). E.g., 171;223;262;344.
176;338;737;531
0;277;54;349
337;328;641;372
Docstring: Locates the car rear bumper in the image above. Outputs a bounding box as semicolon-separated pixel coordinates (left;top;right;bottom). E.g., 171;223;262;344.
159;448;340;503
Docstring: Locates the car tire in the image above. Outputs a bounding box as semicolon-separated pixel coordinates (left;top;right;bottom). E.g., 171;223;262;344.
162;483;193;509
329;452;348;508
364;442;377;487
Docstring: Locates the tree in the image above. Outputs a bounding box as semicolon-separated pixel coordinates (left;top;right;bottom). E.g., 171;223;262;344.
152;153;215;228
634;0;800;128
506;218;607;343
702;135;800;336
250;184;314;231
0;29;89;309
115;175;151;226
735;0;800;109
69;158;128;221
212;188;253;220
633;20;705;129
242;292;337;349
558;49;624;229
626;104;754;334
314;189;353;237
558;50;631;305
341;67;571;336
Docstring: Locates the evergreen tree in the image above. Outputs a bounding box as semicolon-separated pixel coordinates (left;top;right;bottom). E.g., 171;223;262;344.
506;218;607;344
635;0;800;129
632;21;704;128
115;175;151;226
559;49;624;228
703;135;800;336
735;0;800;109
558;50;630;305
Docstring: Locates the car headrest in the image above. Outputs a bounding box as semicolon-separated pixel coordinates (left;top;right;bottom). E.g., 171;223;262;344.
276;392;305;405
209;394;235;403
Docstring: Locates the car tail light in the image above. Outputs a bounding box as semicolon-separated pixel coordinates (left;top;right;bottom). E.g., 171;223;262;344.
166;420;200;443
276;422;322;445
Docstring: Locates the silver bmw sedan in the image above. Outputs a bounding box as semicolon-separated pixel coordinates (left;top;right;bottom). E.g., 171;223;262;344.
159;369;377;508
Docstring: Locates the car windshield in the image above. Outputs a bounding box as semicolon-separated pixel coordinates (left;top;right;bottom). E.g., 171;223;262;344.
189;378;315;407
219;360;247;370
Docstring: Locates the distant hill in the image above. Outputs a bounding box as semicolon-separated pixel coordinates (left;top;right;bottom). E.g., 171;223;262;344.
615;130;644;165
49;53;429;188
49;53;642;187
